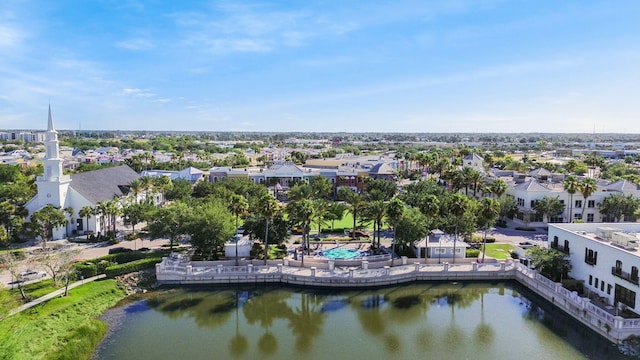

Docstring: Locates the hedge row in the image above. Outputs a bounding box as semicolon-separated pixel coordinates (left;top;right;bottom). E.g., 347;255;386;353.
104;258;162;278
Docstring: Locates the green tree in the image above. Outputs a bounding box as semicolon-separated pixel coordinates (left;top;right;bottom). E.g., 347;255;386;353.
477;198;500;263
310;176;333;199
363;200;386;249
338;187;367;232
28;204;68;249
286;198;315;258
526;246;570;282
533;196;565;223
187;200;235;260
147;201;192;250
441;193;471;263
324;202;346;230
579;178;597;219
256;194;279;264
563;176;579;222
78;205;93;235
489;179;507;198
161;178;190;200
385;198;405;252
598;193;640;222
229;194;249;265
123;201;153;236
394;206;427;251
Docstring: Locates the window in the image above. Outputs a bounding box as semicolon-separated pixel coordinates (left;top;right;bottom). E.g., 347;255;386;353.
608;284;612;295
517;198;525;207
632;266;639;282
435;248;446;254
575;200;582;208
530;200;536;208
589;275;593;285
615;284;637;308
595;278;599;288
76;219;83;231
588;200;595;208
587;214;594;222
454;248;462;254
584;248;597;265
601;282;605;292
574;213;582;220
559;200;565;204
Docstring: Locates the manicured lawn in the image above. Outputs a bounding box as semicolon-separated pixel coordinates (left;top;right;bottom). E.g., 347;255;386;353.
0;279;126;360
482;243;515;260
317;212;373;233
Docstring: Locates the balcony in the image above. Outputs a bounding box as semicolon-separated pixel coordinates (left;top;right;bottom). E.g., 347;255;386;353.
550;243;570;255
611;267;640;285
585;257;597;266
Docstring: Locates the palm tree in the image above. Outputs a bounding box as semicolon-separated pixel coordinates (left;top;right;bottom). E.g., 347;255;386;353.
385;198;405;253
229;194;249;265
489;179;507;198
533;196;565;224
129;179;143;203
338;187;367;233
364;200;386;249
79;205;93;235
257;194;279;265
579;178;597;219
63;206;74;237
448;193;469;264
563;176;579;223
477;198;500;263
139;176;154;201
286;198;315;265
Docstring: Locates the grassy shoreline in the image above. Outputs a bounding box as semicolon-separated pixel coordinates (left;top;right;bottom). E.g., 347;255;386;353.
0;279;126;360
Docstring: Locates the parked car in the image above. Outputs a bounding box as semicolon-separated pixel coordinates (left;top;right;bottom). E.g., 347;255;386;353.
348;230;370;238
19;270;47;281
108;247;133;254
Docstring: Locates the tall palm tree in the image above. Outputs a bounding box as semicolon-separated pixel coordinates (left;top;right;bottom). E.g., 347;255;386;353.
448;193;469;264
489;179;507;198
63;206;74;237
139;176;154;201
129;179;143;203
338;187;367;232
579;178;598;219
477;198;500;263
79;205;93;234
364;200;386;249
229;194;249;265
563;176;579;223
257;194;279;265
385;198;405;253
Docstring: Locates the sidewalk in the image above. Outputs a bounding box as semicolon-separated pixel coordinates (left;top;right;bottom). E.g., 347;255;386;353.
7;274;106;317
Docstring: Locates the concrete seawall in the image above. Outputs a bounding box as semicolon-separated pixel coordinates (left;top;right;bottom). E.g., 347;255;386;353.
156;257;640;343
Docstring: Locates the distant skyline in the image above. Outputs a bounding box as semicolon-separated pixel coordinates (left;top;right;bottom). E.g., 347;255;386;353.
1;1;639;133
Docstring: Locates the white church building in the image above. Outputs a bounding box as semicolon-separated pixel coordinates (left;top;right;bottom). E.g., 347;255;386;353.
25;106;140;240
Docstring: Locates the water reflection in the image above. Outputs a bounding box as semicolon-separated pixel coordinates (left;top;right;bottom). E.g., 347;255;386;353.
95;283;637;360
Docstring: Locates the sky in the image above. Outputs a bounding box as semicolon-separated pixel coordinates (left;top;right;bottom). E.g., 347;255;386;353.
1;0;640;133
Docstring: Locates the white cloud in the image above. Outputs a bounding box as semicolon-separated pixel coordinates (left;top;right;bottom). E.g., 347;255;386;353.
116;38;154;51
0;25;24;47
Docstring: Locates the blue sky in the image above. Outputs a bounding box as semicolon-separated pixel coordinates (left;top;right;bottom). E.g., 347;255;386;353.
1;0;639;133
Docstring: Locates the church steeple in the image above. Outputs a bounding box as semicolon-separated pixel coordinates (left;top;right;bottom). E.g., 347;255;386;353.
47;104;56;132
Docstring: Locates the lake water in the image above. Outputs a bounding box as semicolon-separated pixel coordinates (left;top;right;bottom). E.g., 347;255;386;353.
93;282;637;360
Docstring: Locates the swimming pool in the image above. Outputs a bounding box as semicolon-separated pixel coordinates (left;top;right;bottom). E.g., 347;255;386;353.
319;247;366;260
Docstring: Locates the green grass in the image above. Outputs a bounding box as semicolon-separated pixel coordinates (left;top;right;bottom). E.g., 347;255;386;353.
0;279;126;360
482;243;515;260
316;213;373;232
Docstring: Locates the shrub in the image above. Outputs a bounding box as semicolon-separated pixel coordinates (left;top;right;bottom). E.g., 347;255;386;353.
484;237;496;243
495;220;507;228
466;249;480;258
75;262;98;278
104;258;162;278
125;233;138;241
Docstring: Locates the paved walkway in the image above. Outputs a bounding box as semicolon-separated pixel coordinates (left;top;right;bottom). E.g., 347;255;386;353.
7;274;106;317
